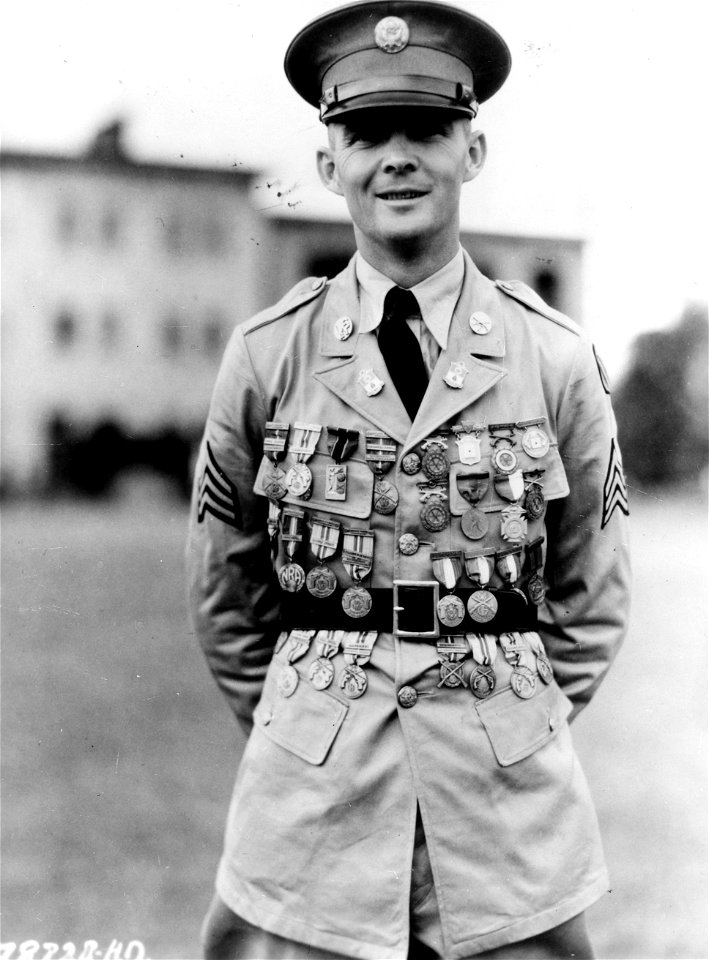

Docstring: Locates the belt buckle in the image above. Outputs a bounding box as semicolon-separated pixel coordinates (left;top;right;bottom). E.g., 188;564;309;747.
393;580;440;638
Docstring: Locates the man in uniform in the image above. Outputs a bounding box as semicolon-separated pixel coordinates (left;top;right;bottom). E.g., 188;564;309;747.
187;2;631;958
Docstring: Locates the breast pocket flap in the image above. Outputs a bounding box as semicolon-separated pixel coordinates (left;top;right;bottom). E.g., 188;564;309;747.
475;682;573;766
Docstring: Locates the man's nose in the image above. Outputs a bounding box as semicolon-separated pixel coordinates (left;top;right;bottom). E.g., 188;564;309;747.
381;134;419;174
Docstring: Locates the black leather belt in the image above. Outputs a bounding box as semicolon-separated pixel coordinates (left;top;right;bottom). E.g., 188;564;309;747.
280;580;537;637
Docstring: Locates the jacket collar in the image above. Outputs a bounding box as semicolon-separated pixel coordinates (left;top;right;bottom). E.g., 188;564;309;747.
314;251;507;449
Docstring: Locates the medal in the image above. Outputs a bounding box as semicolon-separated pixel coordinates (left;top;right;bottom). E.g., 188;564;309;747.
284;423;322;497
443;360;469;389
452;421;484;465
419;490;450;532
488;423;518;475
432;550;465;628
456;470;490;541
401;452;421;475
326;427;359;502
277;664;299;698
527;633;554;684
263;422;290;501
437;594;466;627
366;431;399;515
338;631;378;699
524;483;545;519
421;436;450;482
467;589;498;623
500;504;528;543
524;536;546;606
517;418;551;459
309;630;344;690
500;632;537;695
278;562;305;592
342;529;374;618
436;636;468;688
511;665;537;699
467;634;498;699
306;517;341;598
342;585;372;618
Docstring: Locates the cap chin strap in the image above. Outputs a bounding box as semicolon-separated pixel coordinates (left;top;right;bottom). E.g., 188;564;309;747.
320;75;477;118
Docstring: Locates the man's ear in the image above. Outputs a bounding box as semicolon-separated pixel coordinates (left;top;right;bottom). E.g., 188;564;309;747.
317;146;344;196
463;129;487;183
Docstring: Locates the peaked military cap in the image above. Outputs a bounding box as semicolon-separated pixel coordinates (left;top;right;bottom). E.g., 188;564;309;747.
285;0;511;122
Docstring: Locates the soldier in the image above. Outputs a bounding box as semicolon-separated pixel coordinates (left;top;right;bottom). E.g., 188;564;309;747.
186;2;631;958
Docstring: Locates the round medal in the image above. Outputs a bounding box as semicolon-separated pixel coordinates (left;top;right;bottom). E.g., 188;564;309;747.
439;661;464;688
306;565;337;598
277;664;299;698
524;485;545;519
511;665;537;699
373;478;399;515
398;533;420;556
467;589;498;623
460;506;489;540
309;657;335;690
522;427;550;458
470;664;496;699
437;594;465;628
493;447;518;474
285;462;312;497
338;663;368;699
263;467;287;500
526;573;546;605
342;585;373;619
422;447;449;482
278;562;305;593
401;453;421;475
536;652;554;685
420;498;449;533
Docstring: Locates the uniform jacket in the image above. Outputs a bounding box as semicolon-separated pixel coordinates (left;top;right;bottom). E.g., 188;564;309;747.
186;252;631;959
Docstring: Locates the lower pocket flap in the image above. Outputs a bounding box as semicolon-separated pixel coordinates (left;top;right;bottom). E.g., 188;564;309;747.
253;664;348;765
475;682;573;766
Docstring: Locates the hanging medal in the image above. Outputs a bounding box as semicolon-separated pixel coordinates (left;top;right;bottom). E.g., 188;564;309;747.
263;421;290;501
308;629;344;690
467;633;498;699
452;421;485;466
365;431;399;514
277;628;316;698
464;551;498;624
436;636;468;688
500;504;528;544
495;547;527;602
326;427;359;502
523;469;546;520
341;528;375;618
418;481;450;533
421;435;450;482
431;550;465;628
285;422;322;498
338;630;378;699
488;423;518;475
517;418;551;459
306;517;341;598
456;470;490;540
499;631;537;699
278;506;306;593
524;536;546;606
527;631;554;685
493;469;525;504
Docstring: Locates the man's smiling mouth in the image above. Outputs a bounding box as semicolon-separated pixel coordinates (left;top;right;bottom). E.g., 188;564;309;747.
377;190;428;200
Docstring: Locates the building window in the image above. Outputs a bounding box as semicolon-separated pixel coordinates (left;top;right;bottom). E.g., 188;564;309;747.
534;268;560;309
101;208;119;246
57;204;77;244
161;317;183;356
54;310;77;349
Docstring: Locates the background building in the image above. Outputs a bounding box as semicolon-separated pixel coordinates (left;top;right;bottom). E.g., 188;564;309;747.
1;121;583;495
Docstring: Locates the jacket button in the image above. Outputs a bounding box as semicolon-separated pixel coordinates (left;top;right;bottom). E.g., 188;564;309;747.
398;533;420;555
398;685;418;708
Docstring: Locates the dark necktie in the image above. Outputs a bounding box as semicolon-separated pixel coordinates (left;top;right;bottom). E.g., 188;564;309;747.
378;287;428;420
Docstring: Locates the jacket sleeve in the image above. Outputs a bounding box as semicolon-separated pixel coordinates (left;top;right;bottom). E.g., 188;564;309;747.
538;336;631;719
185;326;280;733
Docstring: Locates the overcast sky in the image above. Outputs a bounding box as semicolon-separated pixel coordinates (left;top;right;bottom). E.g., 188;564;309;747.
2;0;706;376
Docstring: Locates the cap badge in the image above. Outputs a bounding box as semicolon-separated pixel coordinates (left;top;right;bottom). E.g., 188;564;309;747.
374;16;410;54
334;316;353;341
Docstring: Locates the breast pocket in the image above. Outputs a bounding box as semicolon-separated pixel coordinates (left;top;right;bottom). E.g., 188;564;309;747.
254;452;374;519
475;681;573;766
253;656;349;765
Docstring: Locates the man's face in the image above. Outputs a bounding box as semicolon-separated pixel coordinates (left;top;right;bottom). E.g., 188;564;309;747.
317;109;485;251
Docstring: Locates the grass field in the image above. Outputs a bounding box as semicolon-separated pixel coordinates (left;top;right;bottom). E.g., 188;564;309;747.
1;482;706;959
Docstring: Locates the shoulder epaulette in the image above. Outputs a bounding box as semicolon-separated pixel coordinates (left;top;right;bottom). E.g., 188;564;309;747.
495;279;580;335
246;276;328;332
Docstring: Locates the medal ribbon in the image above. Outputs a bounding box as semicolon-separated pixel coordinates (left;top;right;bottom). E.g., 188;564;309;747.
436;636;468;661
290;422;322;463
525;536;545;574
285;629;316;663
516;417;547;430
315;629;344;660
494;470;525;502
309;517;341;561
342;528;374;583
264;421;290;464
464;551;493;587
327;427;359;464
365;431;397;475
467;634;498;666
488;422;516;447
281;506;305;558
431;550;463;591
342;630;378;665
496;548;523;585
456;471;489;504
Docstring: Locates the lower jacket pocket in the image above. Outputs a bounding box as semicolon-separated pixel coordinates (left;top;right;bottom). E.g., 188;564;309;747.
475;681;573;766
253;661;348;765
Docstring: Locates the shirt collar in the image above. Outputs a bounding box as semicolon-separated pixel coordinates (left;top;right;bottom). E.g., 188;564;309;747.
355;247;465;350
